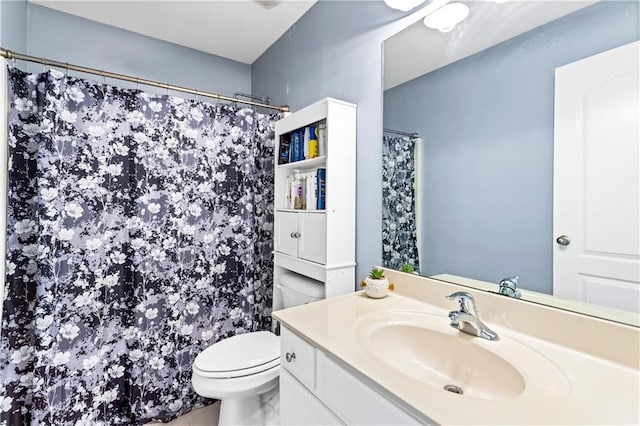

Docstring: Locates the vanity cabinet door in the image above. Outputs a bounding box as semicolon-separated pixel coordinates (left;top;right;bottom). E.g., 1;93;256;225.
280;369;344;426
281;326;317;391
318;352;428;425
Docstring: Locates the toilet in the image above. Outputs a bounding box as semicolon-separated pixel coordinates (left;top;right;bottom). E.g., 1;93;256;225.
191;273;324;426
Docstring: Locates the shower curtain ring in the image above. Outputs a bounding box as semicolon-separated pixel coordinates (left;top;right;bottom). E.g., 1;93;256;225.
41;57;47;72
65;63;69;77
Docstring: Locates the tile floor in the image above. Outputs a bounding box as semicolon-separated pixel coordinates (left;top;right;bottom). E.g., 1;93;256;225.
148;402;220;426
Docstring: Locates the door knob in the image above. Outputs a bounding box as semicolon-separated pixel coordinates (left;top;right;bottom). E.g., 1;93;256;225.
556;235;571;246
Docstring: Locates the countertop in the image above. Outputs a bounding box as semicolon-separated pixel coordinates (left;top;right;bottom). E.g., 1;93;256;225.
273;290;640;425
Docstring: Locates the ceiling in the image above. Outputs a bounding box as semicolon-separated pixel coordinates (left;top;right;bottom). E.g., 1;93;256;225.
384;0;597;89
31;0;317;64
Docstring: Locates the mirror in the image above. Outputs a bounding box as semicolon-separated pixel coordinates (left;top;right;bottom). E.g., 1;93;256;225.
382;0;639;326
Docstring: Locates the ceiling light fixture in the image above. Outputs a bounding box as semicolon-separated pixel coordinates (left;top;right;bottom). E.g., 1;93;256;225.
384;0;428;12
423;2;470;33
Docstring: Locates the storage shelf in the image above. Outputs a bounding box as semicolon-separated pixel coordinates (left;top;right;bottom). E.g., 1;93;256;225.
276;209;326;213
277;156;327;170
273;98;356;311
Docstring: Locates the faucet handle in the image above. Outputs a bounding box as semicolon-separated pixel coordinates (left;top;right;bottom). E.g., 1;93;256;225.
446;291;475;301
499;276;521;298
499;276;519;287
446;291;476;313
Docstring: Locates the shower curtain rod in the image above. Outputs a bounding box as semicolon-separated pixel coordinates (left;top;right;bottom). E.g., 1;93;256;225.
0;47;289;113
384;128;420;139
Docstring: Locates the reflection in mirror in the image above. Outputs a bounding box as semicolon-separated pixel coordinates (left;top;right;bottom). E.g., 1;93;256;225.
382;132;421;273
382;0;639;325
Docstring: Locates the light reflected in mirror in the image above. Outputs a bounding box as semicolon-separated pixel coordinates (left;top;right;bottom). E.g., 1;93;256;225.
382;0;639;326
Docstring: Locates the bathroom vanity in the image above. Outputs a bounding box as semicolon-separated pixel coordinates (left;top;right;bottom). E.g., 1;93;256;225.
272;269;640;425
278;326;422;425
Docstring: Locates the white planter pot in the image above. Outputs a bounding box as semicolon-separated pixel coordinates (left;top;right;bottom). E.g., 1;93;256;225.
363;277;389;299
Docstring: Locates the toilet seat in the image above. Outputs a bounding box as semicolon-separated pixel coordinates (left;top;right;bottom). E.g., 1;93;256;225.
193;358;280;378
192;362;280;400
194;331;280;378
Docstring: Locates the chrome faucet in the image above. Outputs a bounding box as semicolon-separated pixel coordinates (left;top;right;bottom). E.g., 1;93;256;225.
446;291;499;341
498;276;521;299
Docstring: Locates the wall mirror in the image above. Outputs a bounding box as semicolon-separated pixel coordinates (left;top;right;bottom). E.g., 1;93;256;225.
382;0;639;326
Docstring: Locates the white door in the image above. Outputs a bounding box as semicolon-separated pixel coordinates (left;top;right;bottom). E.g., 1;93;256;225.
275;211;299;257
298;212;327;264
553;41;640;312
280;370;343;426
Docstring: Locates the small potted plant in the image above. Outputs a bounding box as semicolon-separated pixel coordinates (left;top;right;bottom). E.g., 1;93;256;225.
360;267;394;299
400;263;418;274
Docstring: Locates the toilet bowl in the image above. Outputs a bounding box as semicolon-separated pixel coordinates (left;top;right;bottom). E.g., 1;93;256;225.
191;273;324;426
192;331;281;426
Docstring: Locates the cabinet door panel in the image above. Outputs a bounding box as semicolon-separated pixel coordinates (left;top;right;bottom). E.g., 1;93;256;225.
281;326;316;391
280;370;343;426
275;211;299;257
298;213;327;264
319;352;425;425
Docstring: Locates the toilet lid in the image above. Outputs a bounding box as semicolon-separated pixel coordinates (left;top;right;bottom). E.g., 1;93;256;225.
194;331;280;374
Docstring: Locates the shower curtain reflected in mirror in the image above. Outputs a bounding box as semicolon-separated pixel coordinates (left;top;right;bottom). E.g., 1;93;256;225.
382;135;420;271
0;68;278;425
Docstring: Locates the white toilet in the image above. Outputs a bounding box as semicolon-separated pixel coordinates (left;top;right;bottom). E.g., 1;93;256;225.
191;273;324;426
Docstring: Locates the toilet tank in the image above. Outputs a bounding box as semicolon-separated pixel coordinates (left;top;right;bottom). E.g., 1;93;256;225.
279;273;324;308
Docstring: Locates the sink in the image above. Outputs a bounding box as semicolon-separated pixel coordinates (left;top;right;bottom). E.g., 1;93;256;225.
353;311;569;401
365;321;525;400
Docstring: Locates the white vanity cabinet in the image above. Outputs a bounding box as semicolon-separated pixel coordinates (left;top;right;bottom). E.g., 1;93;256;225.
280;326;425;426
273;98;357;309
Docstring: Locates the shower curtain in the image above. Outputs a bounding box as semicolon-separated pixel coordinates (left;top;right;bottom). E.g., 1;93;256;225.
382;135;420;271
0;68;277;425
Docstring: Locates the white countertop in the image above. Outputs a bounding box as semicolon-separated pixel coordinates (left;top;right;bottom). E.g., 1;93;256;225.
273;290;640;425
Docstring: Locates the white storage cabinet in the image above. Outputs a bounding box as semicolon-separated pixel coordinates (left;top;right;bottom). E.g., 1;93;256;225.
272;98;357;310
275;211;326;264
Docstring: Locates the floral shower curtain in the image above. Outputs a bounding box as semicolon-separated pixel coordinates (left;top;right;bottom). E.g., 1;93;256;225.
382;135;420;271
0;68;278;425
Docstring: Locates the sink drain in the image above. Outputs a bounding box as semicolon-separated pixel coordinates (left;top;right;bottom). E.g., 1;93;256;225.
444;384;464;395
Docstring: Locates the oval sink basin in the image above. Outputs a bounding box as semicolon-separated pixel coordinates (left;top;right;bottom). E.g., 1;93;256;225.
367;323;524;400
354;311;569;401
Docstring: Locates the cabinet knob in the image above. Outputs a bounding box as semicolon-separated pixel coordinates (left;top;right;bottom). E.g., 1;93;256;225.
285;352;296;363
290;232;301;239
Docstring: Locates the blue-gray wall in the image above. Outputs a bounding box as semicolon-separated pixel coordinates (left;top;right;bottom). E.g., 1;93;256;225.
384;1;640;293
0;0;27;52
2;2;251;96
252;0;416;282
